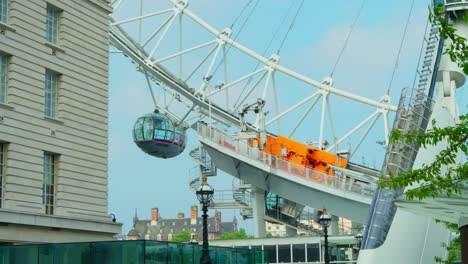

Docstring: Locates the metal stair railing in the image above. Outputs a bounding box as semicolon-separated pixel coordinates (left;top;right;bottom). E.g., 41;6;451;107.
188;146;217;194
362;17;443;250
188;166;201;192
197;123;378;197
264;209;323;236
209;189;252;210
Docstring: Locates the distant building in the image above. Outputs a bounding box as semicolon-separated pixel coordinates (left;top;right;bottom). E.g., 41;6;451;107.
127;206;238;241
266;217;355;237
0;0;120;243
266;222;287;237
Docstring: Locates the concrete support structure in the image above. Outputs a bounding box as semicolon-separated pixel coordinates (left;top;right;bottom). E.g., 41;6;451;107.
329;215;340;236
251;187;266;238
0;0;121;243
460;217;468;264
285;226;297;237
358;2;467;263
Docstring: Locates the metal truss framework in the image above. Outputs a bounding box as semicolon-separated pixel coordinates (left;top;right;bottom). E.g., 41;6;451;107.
110;0;398;159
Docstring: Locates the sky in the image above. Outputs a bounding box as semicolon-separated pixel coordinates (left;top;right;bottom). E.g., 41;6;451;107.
107;0;467;235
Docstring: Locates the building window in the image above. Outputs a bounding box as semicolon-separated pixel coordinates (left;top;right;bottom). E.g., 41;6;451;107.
46;4;60;44
0;0;7;23
43;153;56;215
0;143;5;208
44;70;58;118
0;54;7;104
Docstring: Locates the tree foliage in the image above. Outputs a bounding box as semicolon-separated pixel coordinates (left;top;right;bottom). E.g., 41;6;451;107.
171;230;192;243
433;221;462;264
378;4;467;263
430;4;468;74
379;114;468;200
220;228;254;240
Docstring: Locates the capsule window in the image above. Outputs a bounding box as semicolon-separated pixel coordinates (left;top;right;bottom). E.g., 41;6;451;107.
133;117;144;141
154;118;163;129
165;130;174;141
143;117;154;140
175;128;185;146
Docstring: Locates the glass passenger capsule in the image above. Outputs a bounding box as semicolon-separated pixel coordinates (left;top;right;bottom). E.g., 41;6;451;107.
133;112;187;159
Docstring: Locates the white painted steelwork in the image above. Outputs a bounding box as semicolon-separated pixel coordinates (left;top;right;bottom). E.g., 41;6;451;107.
110;2;467;262
110;0;397;162
196;122;375;224
198;122;377;197
358;2;467;262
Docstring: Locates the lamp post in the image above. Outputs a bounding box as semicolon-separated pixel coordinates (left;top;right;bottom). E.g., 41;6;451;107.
196;176;214;264
319;209;332;264
189;233;198;264
355;232;363;248
354;232;363;260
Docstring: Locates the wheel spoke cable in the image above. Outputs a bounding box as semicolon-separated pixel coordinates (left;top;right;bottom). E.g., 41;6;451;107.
330;0;367;78
234;0;297;110
386;0;416;95
276;0;305;54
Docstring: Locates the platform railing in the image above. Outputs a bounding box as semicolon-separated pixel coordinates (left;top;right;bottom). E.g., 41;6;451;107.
197;122;377;197
445;0;468;11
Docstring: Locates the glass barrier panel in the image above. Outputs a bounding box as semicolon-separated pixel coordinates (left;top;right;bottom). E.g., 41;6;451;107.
145;241;169;264
293;244;306;262
213;247;232;263
38;243;92;264
236;247;252;264
0;241;268;264
93;241;144;264
277;244;291;263
3;245;38;264
306;243;320;262
263;245;277;263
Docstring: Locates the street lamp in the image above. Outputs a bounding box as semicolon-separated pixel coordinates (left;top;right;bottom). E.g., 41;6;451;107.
319;209;332;264
109;213;116;223
353;232;363;261
355;232;363;248
189;233;198;264
196;176;214;264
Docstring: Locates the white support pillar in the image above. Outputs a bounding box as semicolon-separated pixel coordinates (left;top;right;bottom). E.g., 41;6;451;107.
329;215;340;236
285;226;297;237
251;187;267;238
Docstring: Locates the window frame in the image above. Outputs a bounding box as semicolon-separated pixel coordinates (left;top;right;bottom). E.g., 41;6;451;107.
0;54;7;104
0;0;8;24
45;4;60;44
43;152;57;215
0;143;6;208
44;69;59;118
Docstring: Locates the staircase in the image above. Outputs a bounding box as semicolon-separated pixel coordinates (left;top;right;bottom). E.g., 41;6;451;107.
362;18;444;250
188;146;217;192
264;209;323;236
383;18;443;185
232;179;251;205
189;167;201;192
189;147;217;177
418;21;442;99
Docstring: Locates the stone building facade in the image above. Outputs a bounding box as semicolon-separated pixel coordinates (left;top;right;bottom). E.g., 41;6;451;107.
0;0;120;243
128;206;238;241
